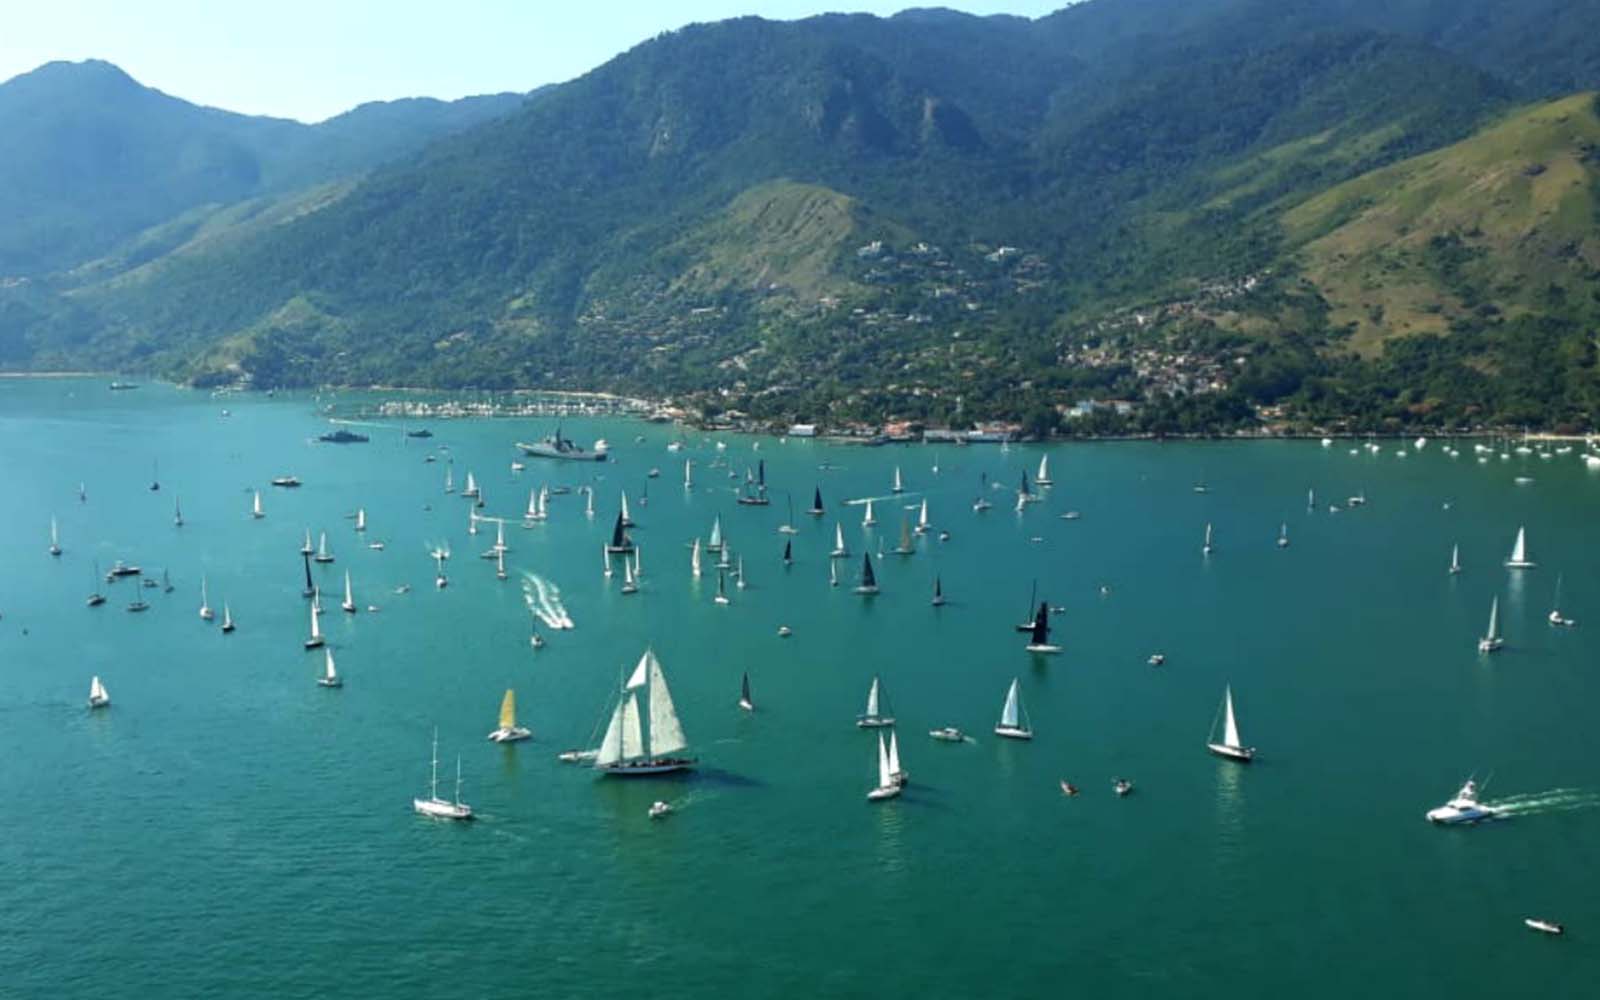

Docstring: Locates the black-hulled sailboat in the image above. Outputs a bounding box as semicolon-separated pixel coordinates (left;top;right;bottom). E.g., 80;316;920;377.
605;510;635;554
737;460;770;506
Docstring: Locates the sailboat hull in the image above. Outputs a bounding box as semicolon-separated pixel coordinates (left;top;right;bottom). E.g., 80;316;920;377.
304;637;325;649
596;758;696;776
413;797;474;820
317;677;343;688
1025;644;1062;654
994;725;1033;740
487;726;532;743
1207;742;1255;762
856;716;895;729
867;784;901;801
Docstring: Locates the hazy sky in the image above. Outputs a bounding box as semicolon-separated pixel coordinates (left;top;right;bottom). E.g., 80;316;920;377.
0;1;1068;122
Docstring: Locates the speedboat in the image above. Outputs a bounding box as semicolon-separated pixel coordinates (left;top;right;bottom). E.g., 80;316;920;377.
1426;780;1501;824
929;727;965;742
777;625;792;638
557;749;598;764
649;801;673;820
1114;779;1133;797
270;476;302;488
1059;780;1080;796
1524;918;1564;936
1147;653;1165;666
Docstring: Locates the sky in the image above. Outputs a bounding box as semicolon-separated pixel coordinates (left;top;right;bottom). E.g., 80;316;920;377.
0;1;1068;123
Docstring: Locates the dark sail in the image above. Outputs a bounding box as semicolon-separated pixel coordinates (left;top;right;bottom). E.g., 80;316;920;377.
301;551;314;597
1030;602;1050;645
860;553;877;589
810;486;824;514
783;538;792;564
610;511;629;550
741;672;752;705
934;576;942;600
757;460;765;486
717;569;727;598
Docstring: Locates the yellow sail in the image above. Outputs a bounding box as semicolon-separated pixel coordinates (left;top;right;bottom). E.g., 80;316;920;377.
498;689;517;730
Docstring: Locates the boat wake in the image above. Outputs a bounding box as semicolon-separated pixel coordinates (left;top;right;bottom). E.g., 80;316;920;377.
522;573;575;629
1485;788;1600;816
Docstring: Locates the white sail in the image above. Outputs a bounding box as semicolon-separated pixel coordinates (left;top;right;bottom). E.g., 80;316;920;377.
90;676;107;702
596;698;627;766
1486;596;1500;640
1222;686;1241;748
691;538;702;576
199;576;210;615
1508;526;1531;566
633;546;642;578
1000;678;1021;728
343;570;354;606
1038;455;1050;482
709;515;723;549
646;652;687;757
621;491;631;524
356;508;366;531
318;531;328;557
684;459;693;487
222;603;233;628
626;650;650;690
324;648;338;682
864;499;875;526
918;498;929;529
620;693;644;760
888;729;902;776
527;489;539;518
835;522;846;552
585;489;594;517
309;599;322;639
465;472;478;495
865;676;880;717
253;490;263;516
893;466;903;492
877;733;893;787
1450;544;1460;572
538;486;549;517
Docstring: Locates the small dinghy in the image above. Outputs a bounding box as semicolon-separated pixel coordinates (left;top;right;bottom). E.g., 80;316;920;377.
929;727;964;742
649;801;673;820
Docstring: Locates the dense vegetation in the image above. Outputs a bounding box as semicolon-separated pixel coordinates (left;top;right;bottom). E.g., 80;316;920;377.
5;0;1600;432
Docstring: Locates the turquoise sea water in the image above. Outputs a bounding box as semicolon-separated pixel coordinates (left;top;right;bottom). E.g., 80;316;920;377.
2;378;1597;998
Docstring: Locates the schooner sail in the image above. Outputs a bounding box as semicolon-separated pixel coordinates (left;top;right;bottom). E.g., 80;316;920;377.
594;649;694;774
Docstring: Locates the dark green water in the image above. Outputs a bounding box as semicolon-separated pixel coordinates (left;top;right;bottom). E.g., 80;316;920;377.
2;379;1596;998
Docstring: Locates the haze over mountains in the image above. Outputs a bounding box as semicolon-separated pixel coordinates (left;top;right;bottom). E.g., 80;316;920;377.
4;0;1600;431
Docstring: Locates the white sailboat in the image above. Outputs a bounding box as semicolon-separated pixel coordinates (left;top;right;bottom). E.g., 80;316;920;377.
1549;574;1576;627
1206;685;1255;761
463;471;480;499
1449;543;1461;575
304;598;325;649
488;688;532;742
221;602;235;633
863;498;876;527
994;677;1032;740
251;490;264;519
620;490;633;528
317;647;343;688
684;458;693;489
892;466;904;494
690;538;702;577
856;675;894;728
341;570;357;613
867;732;901;801
593;648;695;775
413;728;473;820
739;671;754;712
444;467;455;493
1478;596;1504;652
914;498;930;535
1505;526;1536;568
496;548;508;581
88;675;110;709
314;531;334;563
355;508;366;533
1202;522;1214;555
435;551;448;589
707;515;724;553
829;558;838;587
888;729;907;786
1277;522;1289;548
1036;454;1052;486
198;575;214;621
831;522;848;558
714;569;730;605
735;554;746;589
173;497;184;527
1307;487;1315;510
302;528;314;556
585;488;595;518
621;554;639;594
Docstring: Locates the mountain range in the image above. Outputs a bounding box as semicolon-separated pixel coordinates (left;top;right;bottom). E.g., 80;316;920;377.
4;0;1600;433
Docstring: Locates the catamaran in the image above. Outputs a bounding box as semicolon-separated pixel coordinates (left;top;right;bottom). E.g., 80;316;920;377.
304;599;325;649
592;648;695;775
867;732;901;801
994;678;1032;740
1206;685;1254;761
857;675;894;728
1505;526;1535;568
198;575;214;621
863;498;876;527
831;522;848;558
87;676;110;709
1478;596;1504;652
1025;602;1061;653
488;689;532;742
1549;573;1576;627
314;531;334;564
737;460;770;505
317;648;342;688
1036;455;1052;487
854;553;879;595
1449;543;1461;575
251;490;264;520
413;729;473;820
341;571;357;613
739;672;754;712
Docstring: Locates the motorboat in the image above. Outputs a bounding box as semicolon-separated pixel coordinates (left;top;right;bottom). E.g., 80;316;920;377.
1426;779;1500;824
649;801;673;819
1114;779;1133;797
1524;918;1564;936
777;625;792;638
929;727;965;742
1148;653;1165;666
557;749;598;764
